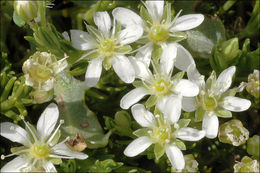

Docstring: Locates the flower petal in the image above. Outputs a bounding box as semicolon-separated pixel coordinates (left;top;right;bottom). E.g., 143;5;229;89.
131;104;155;127
145;1;164;22
182;96;197;112
85;58;103;87
174;43;195;71
202;114;219;139
52;142;88;160
0;156;31;172
135;44;153;66
129;56;151;80
157;95;182;124
171;14;204;32
112;55;135;83
112;7;143;26
37;103;59;141
124;136;153;157
176;127;205;141
119;25;143;45
0;122;31;147
187;64;204;88
42;161;57;172
221;96;251;112
120;87;149;109
160;43;177;75
216;66;236;94
70;30;96;50
173;79;199;97
165;145;185;170
94;11;111;35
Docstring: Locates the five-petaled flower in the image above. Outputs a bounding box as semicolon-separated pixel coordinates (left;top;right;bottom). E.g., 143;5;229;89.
0;103;88;172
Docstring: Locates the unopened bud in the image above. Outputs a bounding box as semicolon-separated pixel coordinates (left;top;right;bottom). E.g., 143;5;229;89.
220;38;240;62
31;89;54;104
233;156;259;173
218;119;249;146
14;1;38;22
246;70;260;98
247;135;260;157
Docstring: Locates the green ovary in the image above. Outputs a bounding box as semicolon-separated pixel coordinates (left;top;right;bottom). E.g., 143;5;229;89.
99;39;115;57
149;25;169;43
200;94;218;111
153;126;170;143
30;142;50;159
152;79;170;96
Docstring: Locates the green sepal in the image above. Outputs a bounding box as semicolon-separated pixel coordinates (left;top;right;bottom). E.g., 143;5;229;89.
103;57;112;70
13;11;25;27
50;158;62;165
167;32;187;43
195;107;205;122
25;122;38;143
11;146;27;153
49;130;61;147
174;139;186;150
140;6;152;27
177;119;191;128
133;128;150;137
172;71;185;82
152;45;163;63
161;2;172;24
133;81;143;88
115;45;132;54
221;88;237;99
114;111;132;129
206;71;217;89
145;95;157;108
216;109;232;118
154;143;165;160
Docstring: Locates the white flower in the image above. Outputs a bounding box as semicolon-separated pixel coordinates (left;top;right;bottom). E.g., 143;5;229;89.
183;65;251;139
120;45;199;120
124;104;205;170
0;103;88;172
113;0;204;71
70;11;143;87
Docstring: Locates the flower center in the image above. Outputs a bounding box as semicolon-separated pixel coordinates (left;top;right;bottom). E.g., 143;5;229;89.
152;79;170;96
30;65;52;81
149;25;169;43
153;126;171;143
200;93;218;111
30;142;50;159
99;39;115;57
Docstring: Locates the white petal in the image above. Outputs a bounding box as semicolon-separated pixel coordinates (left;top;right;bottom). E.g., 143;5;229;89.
85;58;103;87
176;127;205;141
160;43;177;75
216;66;236;94
62;31;70;41
135;44;153;66
157;95;182;124
120;87;149;109
171;14;204;32
131;104;155;127
0;156;30;172
165;145;185;170
0;122;31;147
112;55;135;83
52;142;88;160
173;79;199;97
202;114;219;139
42;161;57;172
124;136;153;157
145;1;164;21
94;11;111;35
70;30;96;50
182;96;197;112
119;25;143;45
187;64;204;88
37;103;59;141
174;43;195;71
221;96;251;112
112;7;143;26
129;56;151;80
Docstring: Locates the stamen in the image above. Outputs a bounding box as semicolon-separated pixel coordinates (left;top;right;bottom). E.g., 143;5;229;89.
47;120;64;144
169;10;182;28
20;115;38;142
1;149;29;159
1;155;5;160
48;154;75;159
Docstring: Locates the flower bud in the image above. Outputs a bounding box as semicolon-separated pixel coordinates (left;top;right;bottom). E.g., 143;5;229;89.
22;52;67;91
14;1;38;22
233;156;259;173
31;89;54;104
171;154;198;172
220;38;240;62
218;119;249;146
247;135;260;157
246;70;260;98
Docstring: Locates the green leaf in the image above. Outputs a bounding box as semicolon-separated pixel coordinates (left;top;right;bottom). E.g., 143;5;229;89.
154;143;165;160
13;11;25;27
216;109;232;118
195;107;205;122
90;159;123;173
